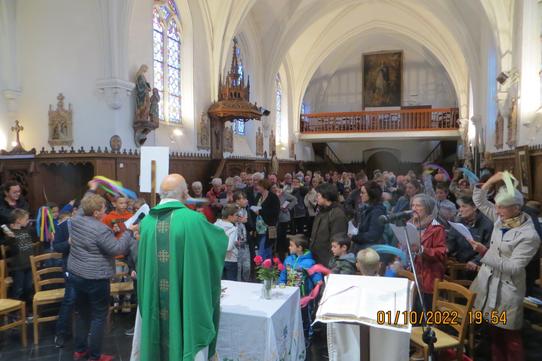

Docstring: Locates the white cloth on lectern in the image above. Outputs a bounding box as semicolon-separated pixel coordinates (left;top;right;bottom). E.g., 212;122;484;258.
130;307;208;361
327;323;410;361
327;323;360;361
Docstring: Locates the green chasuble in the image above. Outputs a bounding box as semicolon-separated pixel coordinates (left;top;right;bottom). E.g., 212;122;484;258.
137;201;228;361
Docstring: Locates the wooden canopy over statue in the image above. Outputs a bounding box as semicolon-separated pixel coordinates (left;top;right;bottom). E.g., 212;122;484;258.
208;38;262;159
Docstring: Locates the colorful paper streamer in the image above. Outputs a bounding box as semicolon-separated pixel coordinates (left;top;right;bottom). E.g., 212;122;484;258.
370;244;408;265
93;175;137;200
36;206;55;242
458;168;479;183
423;163;450;181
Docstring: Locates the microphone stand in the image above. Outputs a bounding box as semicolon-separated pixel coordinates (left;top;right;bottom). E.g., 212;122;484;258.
394;218;438;361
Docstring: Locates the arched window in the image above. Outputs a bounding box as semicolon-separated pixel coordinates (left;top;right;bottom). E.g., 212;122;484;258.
153;0;181;123
233;39;246;135
275;74;282;141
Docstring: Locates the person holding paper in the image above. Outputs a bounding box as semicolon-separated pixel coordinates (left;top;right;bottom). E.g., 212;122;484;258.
351;181;386;255
273;183;297;260
471;172;541;361
411;193;447;310
446;195;493;267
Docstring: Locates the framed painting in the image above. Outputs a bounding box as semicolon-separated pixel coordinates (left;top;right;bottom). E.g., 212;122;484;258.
515;145;532;198
362;51;403;108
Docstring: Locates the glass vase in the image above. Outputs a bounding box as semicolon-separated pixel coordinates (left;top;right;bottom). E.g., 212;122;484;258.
262;279;272;299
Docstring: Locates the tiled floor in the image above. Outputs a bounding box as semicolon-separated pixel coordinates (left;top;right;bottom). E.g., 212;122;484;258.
1;312;541;361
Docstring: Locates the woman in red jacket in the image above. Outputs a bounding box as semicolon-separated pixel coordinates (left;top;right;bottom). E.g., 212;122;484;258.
410;193;447;310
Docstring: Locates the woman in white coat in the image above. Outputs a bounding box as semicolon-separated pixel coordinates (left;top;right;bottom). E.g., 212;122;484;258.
471;172;540;361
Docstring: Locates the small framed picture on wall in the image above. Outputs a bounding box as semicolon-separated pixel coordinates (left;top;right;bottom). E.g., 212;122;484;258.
515;145;532;199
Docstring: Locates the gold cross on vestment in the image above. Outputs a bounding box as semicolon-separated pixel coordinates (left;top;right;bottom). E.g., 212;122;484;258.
157;220;170;233
159;279;169;292
158;249;169;263
159;309;169;320
11;120;23;146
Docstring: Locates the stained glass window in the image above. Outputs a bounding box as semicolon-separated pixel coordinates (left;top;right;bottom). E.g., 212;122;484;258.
153;1;181;123
233;38;246;135
275;74;282;141
233;120;245;135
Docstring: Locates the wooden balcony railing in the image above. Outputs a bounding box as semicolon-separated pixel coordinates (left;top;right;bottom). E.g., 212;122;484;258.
300;108;459;134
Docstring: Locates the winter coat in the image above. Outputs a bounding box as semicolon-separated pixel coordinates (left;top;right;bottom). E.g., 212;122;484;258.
214;219;238;263
304;189;318;217
393;196;411;213
279;250;323;296
329;252;357;275
310;204;348;266
414;220;447;294
471;187;541;330
291;187;308;218
351;203;387;255
277;192;297;223
446;211;493;263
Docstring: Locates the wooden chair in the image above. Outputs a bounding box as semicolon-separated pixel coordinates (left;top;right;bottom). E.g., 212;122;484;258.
445;259;476;356
110;260;134;313
29;253;65;345
410;279;476;361
0;246;13;298
0;260;27;346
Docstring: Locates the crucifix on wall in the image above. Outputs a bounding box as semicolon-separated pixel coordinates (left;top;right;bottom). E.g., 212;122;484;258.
1;119;36;155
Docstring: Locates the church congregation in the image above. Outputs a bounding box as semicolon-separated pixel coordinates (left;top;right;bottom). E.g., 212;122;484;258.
1;1;542;361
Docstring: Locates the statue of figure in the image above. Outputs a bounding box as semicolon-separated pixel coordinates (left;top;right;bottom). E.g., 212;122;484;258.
270;150;279;175
150;88;160;125
256;127;264;156
269;130;276;155
506;97;518;148
135;64;151;121
224;125;233;153
198;112;210;149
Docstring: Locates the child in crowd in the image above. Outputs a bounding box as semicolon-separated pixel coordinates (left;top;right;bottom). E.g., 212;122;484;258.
329;233;356;274
5;209;35;303
46;202;60;227
356;248;381;276
279;234;322;348
234;192;251;281
214;204;239;281
102;196;133;239
52;208;75;348
102;196;134;313
273;184;297;260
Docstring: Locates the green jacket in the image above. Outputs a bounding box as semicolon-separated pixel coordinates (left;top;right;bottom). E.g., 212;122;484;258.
329;252;357;275
137;201;228;361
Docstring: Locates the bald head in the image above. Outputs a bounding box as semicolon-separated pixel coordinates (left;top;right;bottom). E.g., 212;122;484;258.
159;174;188;201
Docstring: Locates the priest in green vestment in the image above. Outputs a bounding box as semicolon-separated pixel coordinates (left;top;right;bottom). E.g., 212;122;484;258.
135;174;228;361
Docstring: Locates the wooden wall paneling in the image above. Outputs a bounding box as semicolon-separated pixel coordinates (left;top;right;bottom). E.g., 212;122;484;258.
531;154;542;202
116;158;140;194
37;163;94;211
94;159;116;179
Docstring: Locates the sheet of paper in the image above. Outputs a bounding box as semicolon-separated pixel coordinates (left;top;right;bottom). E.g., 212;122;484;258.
249;206;262;213
389;223;420;249
449;221;474;241
281;201;290;209
139;146;169;193
348;220;359;236
124;204;150;228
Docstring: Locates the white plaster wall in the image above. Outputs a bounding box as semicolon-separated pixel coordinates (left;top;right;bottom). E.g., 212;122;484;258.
15;0;116;151
327;140;437;164
303;33;457;113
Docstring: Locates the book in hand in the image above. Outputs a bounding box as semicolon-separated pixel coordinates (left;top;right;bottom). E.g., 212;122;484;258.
315;274;413;333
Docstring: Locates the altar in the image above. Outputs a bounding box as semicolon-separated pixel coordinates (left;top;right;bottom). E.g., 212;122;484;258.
129;280;305;361
216;280;305;361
